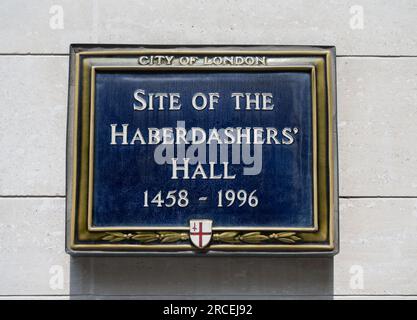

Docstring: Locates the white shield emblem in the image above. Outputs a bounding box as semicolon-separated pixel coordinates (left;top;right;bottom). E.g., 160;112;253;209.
189;219;212;249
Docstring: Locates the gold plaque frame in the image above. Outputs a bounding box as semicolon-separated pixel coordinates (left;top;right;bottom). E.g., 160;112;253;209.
66;45;338;256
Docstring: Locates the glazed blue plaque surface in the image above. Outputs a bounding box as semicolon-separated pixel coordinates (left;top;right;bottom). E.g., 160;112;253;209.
92;71;313;228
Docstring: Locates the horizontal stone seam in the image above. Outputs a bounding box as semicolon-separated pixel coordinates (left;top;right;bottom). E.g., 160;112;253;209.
1;53;417;58
339;196;417;199
0;195;66;198
1;294;417;297
0;53;69;56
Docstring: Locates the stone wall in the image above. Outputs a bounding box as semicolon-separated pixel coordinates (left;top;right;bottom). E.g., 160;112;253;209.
0;0;416;299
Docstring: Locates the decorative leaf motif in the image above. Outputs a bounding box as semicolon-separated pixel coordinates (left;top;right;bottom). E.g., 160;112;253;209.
239;232;269;243
131;233;159;243
110;232;127;238
213;232;240;243
102;232;132;242
275;232;296;238
158;232;173;236
101;231;189;244
278;237;296;244
213;231;303;245
101;230;302;246
160;233;182;243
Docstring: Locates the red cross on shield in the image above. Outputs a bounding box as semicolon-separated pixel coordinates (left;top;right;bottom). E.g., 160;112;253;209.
189;219;212;249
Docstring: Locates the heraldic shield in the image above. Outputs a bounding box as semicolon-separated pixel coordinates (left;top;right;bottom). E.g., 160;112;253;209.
189;219;212;249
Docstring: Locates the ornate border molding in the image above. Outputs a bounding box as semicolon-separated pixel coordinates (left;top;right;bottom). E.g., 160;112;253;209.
101;231;302;245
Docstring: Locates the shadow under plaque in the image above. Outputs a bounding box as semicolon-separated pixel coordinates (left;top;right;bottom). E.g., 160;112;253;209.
69;256;334;299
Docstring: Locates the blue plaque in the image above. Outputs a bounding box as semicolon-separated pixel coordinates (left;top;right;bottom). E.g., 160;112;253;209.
66;45;338;255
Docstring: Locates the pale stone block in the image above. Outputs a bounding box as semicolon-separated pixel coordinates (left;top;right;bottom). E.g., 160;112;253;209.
334;295;417;300
338;58;417;196
0;0;96;54
0;56;68;196
0;198;69;295
334;198;417;295
0;0;416;55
